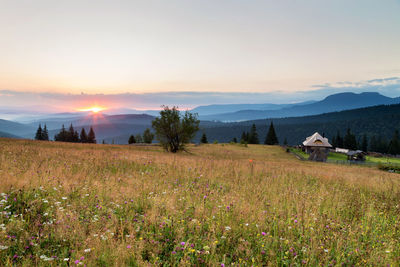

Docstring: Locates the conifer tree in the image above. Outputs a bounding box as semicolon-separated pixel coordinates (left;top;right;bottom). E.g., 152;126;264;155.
200;133;208;144
80;128;88;143
248;124;259;144
128;135;136;144
240;132;247;143
264;122;279;145
87;126;96;143
42;124;49;141
232;137;237;143
388;130;400;155
331;135;337;148
143;128;154;144
35;124;43;140
344;128;357;150
361;134;368;152
54;125;67;142
283;137;288;146
335;131;344;148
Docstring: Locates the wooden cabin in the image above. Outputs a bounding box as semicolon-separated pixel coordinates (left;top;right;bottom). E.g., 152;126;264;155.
302;132;332;162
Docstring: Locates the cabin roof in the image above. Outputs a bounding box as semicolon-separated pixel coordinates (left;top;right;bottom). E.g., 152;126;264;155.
302;132;332;148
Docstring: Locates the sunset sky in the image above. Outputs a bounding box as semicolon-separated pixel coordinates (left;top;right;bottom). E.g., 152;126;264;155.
1;0;400;110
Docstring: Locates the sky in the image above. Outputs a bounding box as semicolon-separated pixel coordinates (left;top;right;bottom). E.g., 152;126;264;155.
1;0;400;111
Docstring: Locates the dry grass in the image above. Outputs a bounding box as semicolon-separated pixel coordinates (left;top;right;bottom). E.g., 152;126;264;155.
0;138;399;266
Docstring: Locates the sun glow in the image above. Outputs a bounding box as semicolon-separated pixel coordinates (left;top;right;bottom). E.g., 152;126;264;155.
77;106;107;113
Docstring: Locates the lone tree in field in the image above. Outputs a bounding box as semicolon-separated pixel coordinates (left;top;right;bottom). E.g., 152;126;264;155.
264;121;279;145
200;133;208;144
143;128;155;144
152;106;199;153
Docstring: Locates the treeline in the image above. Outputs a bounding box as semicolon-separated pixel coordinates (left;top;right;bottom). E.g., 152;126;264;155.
35;124;96;143
200;122;280;145
197;104;400;155
54;124;96;143
34;124;49;141
331;128;400;154
128;128;154;144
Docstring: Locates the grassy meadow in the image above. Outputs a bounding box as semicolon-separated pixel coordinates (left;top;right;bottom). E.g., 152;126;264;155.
0;138;399;266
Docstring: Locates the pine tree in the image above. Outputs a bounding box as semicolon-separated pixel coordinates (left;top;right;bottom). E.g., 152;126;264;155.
248;124;259;144
35;124;43;140
361;134;368;152
344;128;357;150
54;125;67;142
128;135;136;144
87;127;96;143
336;131;343;148
283;137;288;146
200;133;208;144
369;135;377;152
331;135;337;148
80;128;88;143
42;124;49;141
232;137;237;143
264;122;279;145
240;131;247;143
388;130;400;155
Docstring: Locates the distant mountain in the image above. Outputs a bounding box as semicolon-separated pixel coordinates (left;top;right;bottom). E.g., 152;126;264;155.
200;92;400;121
191;101;316;116
0;131;21;138
197;103;400;146
0;119;36;137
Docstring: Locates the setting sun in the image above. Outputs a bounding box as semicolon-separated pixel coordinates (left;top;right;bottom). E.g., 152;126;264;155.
77;106;107;113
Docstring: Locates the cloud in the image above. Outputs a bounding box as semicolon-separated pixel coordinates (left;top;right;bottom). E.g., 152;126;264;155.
1;77;400;115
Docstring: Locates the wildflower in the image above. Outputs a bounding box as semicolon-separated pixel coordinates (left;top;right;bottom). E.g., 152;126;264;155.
126;245;132;249
171;251;176;254
0;245;8;250
225;226;231;231
62;197;67;200
294;219;298;223
84;248;91;253
64;258;69;261
180;242;186;246
221;264;225;267
262;232;266;236
75;260;80;264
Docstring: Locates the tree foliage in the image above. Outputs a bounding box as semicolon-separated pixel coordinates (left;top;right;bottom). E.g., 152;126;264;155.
200;133;208;144
248;124;259;144
264;122;279;145
152;106;200;153
143;128;154;144
128;135;136;144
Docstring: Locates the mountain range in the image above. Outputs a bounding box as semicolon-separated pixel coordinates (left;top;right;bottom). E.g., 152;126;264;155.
198;92;400;121
0;92;399;144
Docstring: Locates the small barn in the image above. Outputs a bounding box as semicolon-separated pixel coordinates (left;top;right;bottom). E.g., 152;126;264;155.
347;150;366;161
302;132;332;162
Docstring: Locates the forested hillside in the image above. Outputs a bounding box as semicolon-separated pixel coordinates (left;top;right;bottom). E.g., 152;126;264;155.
198;104;400;149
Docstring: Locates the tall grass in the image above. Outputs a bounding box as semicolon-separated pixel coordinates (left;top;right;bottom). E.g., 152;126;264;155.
0;139;399;266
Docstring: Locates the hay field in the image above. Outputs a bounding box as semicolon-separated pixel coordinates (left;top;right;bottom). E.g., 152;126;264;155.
0;138;399;266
